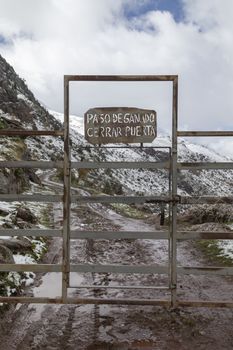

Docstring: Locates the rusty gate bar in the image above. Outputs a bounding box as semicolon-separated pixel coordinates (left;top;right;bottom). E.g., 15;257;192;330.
0;194;63;202
65;75;177;82
1;160;232;170
170;76;178;307
0;130;64;136
1;296;233;308
178;162;233;170
180;196;233;204
71;161;170;169
2;229;233;240
71;195;173;204
177;131;233;137
70;231;169;240
0;161;63;169
69;285;170;290
62;75;71;302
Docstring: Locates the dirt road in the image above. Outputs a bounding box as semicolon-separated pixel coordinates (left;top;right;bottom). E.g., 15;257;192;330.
0;181;233;349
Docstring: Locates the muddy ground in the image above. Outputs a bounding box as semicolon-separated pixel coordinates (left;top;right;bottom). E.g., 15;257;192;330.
0;182;233;349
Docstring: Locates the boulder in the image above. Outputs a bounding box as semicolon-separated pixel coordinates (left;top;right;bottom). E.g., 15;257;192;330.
0;238;32;253
16;207;38;224
0;207;9;216
0;244;14;264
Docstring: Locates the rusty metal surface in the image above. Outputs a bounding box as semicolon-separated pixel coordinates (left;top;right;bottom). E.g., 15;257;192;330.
84;107;157;144
71;195;173;204
0;129;63;136
0;296;171;306
65;74;178;82
180;196;233;204
0;296;233;308
178;300;233;308
178;266;233;276
62;75;71;303
0;194;62;202
70;230;169;240
171;76;178;307
177;131;233;137
0;229;62;237
69;284;170;290
0;264;62;272
0;263;168;274
178;162;233;170
177;231;233;240
5;229;232;241
70;264;168;274
0;161;63;169
71;161;170;169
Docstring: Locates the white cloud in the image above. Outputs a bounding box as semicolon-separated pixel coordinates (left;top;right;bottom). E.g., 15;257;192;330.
0;0;233;155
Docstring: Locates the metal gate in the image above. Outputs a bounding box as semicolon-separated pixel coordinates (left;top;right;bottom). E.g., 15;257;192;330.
0;75;233;308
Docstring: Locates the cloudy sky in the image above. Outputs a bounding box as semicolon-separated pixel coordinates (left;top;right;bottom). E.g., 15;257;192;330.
0;0;233;155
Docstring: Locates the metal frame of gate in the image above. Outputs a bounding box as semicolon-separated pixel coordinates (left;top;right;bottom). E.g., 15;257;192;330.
0;75;233;307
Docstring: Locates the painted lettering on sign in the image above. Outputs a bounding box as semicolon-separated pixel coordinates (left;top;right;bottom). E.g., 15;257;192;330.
84;107;157;145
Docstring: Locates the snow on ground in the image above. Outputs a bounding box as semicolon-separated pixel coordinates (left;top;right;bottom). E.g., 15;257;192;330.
0;197;50;295
218;240;233;260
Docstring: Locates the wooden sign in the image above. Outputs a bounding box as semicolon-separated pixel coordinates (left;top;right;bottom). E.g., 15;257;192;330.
84;107;157;145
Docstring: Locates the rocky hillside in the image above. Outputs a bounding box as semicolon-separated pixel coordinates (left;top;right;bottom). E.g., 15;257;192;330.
0;52;233;199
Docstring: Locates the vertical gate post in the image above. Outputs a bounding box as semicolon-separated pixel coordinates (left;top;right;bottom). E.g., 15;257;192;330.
62;76;71;302
171;76;178;307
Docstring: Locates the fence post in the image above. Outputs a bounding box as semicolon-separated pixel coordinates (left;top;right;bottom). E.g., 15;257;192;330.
62;76;71;302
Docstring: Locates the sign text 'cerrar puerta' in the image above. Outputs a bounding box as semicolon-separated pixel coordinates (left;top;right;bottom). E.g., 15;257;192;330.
84;107;157;145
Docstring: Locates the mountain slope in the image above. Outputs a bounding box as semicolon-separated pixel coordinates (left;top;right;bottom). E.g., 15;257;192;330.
0;53;232;199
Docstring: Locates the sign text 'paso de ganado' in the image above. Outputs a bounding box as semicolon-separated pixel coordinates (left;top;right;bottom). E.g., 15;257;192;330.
84;107;157;145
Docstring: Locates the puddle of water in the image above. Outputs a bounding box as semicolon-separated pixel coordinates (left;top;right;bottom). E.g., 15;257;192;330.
33;273;62;298
32;272;84;298
29;272;84;321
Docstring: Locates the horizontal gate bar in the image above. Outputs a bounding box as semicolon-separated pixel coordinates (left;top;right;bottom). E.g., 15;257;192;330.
71;195;172;204
70;264;168;274
0;229;62;237
70;231;169;240
2;230;227;240
2;161;232;171
1;264;232;276
178;300;233;308
177;231;233;240
0;264;62;272
0;130;64;136
0;161;63;169
68;284;170;290
0;264;168;274
178;266;233;276
71;161;170;169
0;296;171;306
178;162;233;170
177;131;233;137
180;196;233;204
1;296;233;308
65;75;178;82
0;194;63;202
